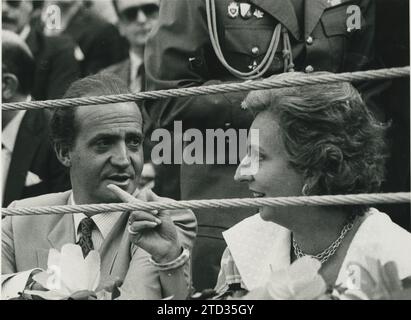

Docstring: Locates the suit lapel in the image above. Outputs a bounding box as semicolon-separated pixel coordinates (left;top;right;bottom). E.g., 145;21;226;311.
304;0;329;38
250;0;301;40
4;111;43;207
47;213;76;250
36;191;74;267
25;27;41;57
99;211;130;278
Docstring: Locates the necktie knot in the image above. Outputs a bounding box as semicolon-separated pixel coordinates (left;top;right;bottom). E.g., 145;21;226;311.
77;217;96;257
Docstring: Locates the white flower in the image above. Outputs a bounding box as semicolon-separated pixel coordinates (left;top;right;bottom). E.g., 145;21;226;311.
243;256;327;300
26;244;100;300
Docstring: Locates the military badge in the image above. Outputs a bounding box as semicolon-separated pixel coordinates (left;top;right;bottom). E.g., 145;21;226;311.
240;3;253;19
227;2;239;18
253;8;264;19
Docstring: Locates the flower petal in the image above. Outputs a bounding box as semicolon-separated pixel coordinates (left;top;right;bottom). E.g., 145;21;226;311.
289;256;322;284
84;250;101;291
32;271;51;289
59;244;91;292
294;274;327;300
47;248;61;268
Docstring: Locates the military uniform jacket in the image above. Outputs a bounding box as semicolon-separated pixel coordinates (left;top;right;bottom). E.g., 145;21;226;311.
144;0;383;290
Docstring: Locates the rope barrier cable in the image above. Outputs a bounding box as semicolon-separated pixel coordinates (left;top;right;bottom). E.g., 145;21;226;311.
2;192;410;217
2;67;409;111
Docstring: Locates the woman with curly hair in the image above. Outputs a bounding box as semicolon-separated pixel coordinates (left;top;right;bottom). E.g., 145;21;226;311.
215;77;411;297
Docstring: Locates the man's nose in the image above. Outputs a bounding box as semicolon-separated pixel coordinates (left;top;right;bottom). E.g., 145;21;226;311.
136;8;148;23
234;156;254;182
111;142;131;168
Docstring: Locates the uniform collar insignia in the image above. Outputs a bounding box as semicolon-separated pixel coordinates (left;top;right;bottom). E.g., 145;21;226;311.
327;0;342;7
227;2;239;18
240;3;253;19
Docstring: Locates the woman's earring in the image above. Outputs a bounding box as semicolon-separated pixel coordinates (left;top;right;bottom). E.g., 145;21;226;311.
302;184;309;196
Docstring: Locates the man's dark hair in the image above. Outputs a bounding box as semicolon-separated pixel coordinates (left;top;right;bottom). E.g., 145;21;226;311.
2;31;35;95
50;72;142;149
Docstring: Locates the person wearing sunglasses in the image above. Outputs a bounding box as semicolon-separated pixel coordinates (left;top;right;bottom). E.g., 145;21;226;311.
105;0;159;93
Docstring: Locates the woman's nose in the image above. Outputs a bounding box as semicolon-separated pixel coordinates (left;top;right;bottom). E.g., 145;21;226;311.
234;156;254;182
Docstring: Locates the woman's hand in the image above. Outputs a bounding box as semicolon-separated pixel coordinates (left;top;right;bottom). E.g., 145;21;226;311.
107;184;182;264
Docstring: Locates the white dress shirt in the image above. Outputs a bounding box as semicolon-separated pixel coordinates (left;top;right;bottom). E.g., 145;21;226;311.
129;50;143;93
2;110;27;204
70;193;123;251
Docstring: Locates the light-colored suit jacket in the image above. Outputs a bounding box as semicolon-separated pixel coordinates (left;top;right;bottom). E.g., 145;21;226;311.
2;191;197;299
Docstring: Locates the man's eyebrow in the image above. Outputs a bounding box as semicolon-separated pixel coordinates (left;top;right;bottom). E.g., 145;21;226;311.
90;133;117;141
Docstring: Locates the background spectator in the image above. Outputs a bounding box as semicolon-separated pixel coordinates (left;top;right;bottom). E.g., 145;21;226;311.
2;30;71;207
41;0;128;76
2;0;80;100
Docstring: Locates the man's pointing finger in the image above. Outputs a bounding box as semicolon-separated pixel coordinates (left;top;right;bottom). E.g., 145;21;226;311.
107;184;137;203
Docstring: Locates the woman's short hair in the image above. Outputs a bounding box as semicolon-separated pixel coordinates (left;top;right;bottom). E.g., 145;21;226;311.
242;77;388;215
50;73;142;149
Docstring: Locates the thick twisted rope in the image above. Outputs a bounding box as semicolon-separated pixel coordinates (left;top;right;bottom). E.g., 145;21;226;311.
2;193;410;217
3;67;409;111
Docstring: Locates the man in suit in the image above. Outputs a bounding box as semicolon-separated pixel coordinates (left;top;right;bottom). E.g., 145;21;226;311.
2;73;197;300
144;0;386;290
42;0;128;76
2;0;80;101
103;0;159;92
2;30;71;208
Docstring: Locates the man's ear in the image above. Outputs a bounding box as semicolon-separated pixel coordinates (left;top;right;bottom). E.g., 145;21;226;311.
54;142;72;168
2;73;19;101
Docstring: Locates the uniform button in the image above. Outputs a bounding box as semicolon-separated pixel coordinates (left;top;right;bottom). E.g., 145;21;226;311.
305;65;314;73
251;46;260;56
306;36;313;45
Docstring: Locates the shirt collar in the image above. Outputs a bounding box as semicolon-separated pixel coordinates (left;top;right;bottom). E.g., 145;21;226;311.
129;50;143;80
70;193;123;240
2;110;27;152
19;25;31;41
